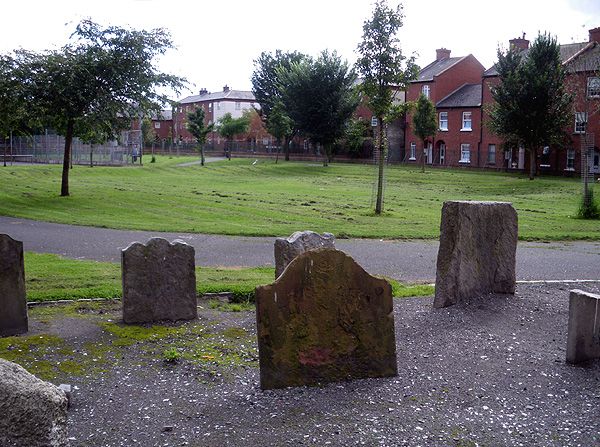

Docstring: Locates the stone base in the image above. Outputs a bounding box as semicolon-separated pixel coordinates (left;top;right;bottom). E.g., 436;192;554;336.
566;289;600;364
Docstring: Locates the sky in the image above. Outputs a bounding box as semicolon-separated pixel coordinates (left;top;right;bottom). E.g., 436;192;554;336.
2;0;600;102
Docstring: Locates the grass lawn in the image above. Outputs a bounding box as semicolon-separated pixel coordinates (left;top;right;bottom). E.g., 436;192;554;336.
24;252;433;303
1;156;597;240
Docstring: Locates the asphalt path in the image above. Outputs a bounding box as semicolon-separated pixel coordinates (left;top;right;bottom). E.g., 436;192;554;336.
1;215;599;282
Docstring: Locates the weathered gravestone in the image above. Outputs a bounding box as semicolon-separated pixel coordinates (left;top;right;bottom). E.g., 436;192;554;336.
274;230;335;278
434;201;517;308
122;238;197;324
256;248;397;390
0;358;69;447
566;289;600;364
0;234;28;337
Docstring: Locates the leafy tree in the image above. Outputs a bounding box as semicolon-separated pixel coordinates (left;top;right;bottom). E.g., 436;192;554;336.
412;94;437;173
186;107;214;166
265;101;293;163
217;112;251;152
141;118;157;147
356;0;418;213
344;118;371;158
279;51;359;166
251;50;307;161
489;33;573;180
12;20;185;196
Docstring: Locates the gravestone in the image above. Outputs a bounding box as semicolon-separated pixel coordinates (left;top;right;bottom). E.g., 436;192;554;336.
0;358;69;447
0;234;28;337
566;289;600;364
434;201;517;308
274;230;335;278
122;238;197;324
256;248;397;390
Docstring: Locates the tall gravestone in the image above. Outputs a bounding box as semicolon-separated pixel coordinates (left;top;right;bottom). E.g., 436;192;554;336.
121;238;197;324
434;201;518;308
0;358;69;447
274;230;335;278
256;248;397;390
0;234;28;336
566;289;600;364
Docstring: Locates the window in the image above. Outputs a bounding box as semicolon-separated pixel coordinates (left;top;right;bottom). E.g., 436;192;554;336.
587;77;600;98
487;144;496;164
566;149;575;170
371;116;378;127
461;112;472;131
439;112;448;131
409;142;416;160
575;112;587;133
217;102;221;110
422;85;430;99
208;103;212;110
154;122;161;129
460;144;471;163
235;102;241;110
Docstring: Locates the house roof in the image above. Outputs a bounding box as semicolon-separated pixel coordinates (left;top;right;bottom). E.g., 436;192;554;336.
436;83;482;108
179;89;255;104
152;109;172;121
413;56;466;82
483;41;590;76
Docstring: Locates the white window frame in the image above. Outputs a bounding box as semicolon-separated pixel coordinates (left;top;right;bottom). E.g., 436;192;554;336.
487;144;496;164
235;102;241;110
422;85;430;99
566;148;575;171
461;112;472;131
371;116;378;127
439;112;448;131
459;144;471;163
587;77;600;98
574;112;587;134
409;142;416;160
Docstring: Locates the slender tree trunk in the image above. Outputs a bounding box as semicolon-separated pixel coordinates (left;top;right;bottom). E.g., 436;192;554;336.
284;135;290;161
528;147;535;180
90;144;93;168
323;144;328;167
61;119;74;196
375;117;385;215
275;138;280;164
422;139;426;173
3;136;6;167
200;145;205;166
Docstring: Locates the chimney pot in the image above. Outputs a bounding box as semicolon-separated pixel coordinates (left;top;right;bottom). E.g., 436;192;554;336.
509;36;529;51
436;48;451;60
589;27;600;43
223;85;230;92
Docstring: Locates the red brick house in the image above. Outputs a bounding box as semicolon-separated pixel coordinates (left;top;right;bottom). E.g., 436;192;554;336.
150;110;173;142
405;49;485;166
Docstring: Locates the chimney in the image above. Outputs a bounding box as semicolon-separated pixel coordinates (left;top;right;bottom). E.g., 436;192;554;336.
509;33;529;51
199;88;207;95
436;48;451;60
589;27;600;43
223;85;230;92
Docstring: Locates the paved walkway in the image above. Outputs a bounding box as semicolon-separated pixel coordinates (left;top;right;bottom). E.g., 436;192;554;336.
1;216;599;282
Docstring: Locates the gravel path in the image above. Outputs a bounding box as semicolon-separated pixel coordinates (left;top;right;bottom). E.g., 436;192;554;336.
20;282;597;447
2;216;600;282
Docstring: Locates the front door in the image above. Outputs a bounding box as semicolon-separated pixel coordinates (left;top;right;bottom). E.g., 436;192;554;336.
439;143;446;164
425;143;433;165
590;149;600;174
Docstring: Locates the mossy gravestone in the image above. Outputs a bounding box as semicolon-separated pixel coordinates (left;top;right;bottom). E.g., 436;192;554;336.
434;201;517;308
256;248;397;390
0;234;28;337
122;238;197;324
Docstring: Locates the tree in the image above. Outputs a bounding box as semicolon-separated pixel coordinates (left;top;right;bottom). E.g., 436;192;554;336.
412;94;437;173
279;51;359;166
217;112;251;153
356;0;418;213
251;50;307;161
344;118;371;158
265;101;293;163
489;33;573;180
12;20;185;196
186;107;214;166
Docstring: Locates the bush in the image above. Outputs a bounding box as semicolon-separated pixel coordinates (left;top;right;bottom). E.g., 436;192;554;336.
577;189;600;219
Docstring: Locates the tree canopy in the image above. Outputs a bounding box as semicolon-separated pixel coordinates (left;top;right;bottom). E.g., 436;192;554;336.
265;101;293;163
279;51;359;166
356;0;417;213
412;94;437;172
6;20;185;195
489;32;573;180
186;107;214;166
217;112;250;143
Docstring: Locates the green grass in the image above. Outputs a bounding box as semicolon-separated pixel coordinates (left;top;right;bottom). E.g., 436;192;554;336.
24;252;432;302
1;156;597;240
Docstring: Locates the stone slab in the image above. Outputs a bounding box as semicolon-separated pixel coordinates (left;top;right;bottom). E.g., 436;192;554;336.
122;238;197;324
434;201;517;308
0;234;28;337
566;289;600;364
274;231;335;278
256;248;397;390
0;358;69;447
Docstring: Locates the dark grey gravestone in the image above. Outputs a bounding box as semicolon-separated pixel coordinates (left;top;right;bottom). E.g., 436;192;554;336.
274;230;335;278
0;234;28;337
566;289;600;364
0;358;69;447
122;238;197;324
434;201;518;308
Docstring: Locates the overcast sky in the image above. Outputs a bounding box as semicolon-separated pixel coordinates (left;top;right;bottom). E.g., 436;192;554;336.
3;0;600;102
